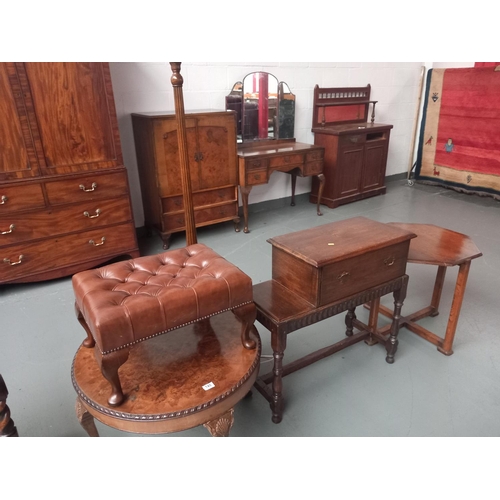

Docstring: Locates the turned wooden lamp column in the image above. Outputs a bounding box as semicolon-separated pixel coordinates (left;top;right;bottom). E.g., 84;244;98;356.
169;62;197;245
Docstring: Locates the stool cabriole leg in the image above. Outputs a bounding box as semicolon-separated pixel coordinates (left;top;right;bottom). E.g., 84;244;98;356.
232;302;257;349
75;303;95;348
96;348;130;406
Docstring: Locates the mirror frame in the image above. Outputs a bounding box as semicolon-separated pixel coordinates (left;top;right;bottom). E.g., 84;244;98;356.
226;72;295;143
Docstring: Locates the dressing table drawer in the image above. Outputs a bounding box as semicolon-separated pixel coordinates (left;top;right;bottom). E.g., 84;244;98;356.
269;153;304;169
246;170;268;186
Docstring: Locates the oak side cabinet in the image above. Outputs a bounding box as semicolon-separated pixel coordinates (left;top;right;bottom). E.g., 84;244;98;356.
132;110;240;248
309;84;393;209
0;62;139;285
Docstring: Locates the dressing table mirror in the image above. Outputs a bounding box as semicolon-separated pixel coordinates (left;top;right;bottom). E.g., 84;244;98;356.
226;72;325;233
226;72;295;142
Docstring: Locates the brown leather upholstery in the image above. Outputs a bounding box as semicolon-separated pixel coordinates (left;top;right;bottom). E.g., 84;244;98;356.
72;243;253;355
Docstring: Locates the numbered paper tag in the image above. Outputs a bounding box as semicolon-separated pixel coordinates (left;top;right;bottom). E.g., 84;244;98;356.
202;382;215;391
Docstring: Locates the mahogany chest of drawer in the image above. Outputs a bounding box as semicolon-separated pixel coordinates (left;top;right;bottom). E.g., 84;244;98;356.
268;216;416;307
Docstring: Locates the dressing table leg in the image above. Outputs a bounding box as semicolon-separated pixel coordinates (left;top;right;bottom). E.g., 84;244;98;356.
315;173;325;216
291;173;297;206
240;185;252;233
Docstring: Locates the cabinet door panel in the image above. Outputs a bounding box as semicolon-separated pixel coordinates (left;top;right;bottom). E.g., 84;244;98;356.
338;147;364;196
363;142;386;190
23;63;121;174
0;64;41;181
196;113;237;190
157;119;200;196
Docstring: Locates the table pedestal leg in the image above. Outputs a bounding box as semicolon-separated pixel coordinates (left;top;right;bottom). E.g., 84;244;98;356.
76;397;99;437
430;265;447;316
438;260;471;356
203;408;234;437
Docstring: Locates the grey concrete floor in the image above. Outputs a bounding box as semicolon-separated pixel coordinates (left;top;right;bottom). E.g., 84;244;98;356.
1;178;499;438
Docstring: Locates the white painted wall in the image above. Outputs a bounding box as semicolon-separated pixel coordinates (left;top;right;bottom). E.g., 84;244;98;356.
109;62;474;228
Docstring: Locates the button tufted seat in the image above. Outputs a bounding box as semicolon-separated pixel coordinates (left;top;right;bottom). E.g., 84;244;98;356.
72;243;257;406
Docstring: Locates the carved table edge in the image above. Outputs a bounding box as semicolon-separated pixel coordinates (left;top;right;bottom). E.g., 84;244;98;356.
70;338;261;423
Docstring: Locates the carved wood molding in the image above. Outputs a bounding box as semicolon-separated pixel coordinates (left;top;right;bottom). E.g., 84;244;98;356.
71;338;261;423
256;275;408;335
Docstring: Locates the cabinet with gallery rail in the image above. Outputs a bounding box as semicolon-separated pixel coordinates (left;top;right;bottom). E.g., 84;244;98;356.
0;62;139;284
310;84;393;209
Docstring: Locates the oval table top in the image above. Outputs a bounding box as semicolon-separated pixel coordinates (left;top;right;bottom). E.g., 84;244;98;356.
72;311;261;435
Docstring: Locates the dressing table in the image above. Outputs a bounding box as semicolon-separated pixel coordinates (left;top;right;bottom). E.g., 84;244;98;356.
226;72;325;233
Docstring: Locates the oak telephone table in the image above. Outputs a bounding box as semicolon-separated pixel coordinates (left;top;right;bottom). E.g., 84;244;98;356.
72;312;260;437
363;223;482;356
252;217;416;423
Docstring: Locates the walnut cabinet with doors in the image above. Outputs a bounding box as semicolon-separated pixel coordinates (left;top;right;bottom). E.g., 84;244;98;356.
0;62;139;285
132;110;240;249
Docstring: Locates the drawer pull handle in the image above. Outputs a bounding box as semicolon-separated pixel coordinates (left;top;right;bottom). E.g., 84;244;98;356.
349;136;360;143
83;209;101;219
3;255;23;266
79;182;97;192
251;160;261;168
337;271;350;282
0;195;7;204
89;237;106;247
384;256;395;266
1;224;15;235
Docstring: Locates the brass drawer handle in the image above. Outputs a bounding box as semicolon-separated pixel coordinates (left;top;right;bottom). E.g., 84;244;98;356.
89;237;106;246
3;255;23;266
79;182;97;192
1;224;15;235
83;209;101;219
0;195;7;204
384;256;395;266
250;160;261;168
349;136;360;143
337;271;350;283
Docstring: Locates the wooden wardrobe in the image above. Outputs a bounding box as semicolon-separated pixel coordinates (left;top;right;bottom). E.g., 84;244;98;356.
0;63;139;285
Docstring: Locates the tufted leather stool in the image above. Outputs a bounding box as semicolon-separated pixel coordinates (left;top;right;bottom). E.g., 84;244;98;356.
72;243;257;406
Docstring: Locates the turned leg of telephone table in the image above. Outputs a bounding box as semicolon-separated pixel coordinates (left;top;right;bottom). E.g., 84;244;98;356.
385;279;408;364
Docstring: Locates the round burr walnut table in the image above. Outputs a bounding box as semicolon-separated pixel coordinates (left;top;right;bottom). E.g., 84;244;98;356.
72;311;261;437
